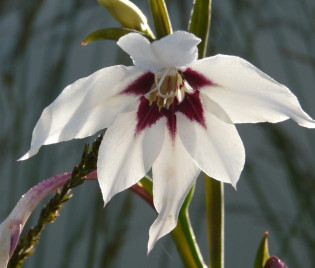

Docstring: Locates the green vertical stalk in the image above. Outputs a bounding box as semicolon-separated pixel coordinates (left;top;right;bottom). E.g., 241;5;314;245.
188;0;212;58
148;0;172;38
188;0;218;265
171;185;206;268
205;176;224;268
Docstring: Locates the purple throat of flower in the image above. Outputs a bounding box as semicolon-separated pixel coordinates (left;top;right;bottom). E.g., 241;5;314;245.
121;67;217;140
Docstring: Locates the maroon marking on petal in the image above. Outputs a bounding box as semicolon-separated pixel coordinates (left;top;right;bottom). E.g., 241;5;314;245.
135;97;163;135
163;102;177;142
135;97;177;141
135;91;206;141
121;72;155;96
177;92;206;128
182;68;217;90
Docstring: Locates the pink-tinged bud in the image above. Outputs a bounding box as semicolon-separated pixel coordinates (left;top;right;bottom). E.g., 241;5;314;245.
0;172;72;268
264;256;288;268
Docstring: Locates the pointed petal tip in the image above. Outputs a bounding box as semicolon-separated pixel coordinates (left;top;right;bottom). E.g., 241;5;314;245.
80;41;87;46
101;190;113;209
17;153;30;162
232;182;237;191
17;147;39;161
298;118;315;129
102;195;113;209
233;183;238;191
147;240;154;256
147;227;160;256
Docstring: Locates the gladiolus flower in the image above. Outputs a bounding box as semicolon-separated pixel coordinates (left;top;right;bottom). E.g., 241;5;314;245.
19;31;315;253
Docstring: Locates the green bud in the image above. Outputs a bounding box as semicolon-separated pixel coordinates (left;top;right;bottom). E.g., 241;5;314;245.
254;232;270;268
98;0;154;38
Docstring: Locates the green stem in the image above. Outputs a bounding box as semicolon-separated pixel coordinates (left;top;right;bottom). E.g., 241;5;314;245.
171;185;206;268
205;175;224;268
148;0;172;38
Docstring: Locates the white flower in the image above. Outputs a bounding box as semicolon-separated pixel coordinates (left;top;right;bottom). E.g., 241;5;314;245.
0;173;71;268
19;31;315;253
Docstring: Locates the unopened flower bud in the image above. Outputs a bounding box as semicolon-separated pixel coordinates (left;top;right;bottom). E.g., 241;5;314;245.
98;0;154;37
0;173;71;268
264;256;288;268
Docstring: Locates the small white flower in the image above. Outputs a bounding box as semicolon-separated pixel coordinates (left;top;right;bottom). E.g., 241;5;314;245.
19;31;315;253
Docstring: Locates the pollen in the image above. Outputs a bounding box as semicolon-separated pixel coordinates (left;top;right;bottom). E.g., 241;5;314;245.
145;68;193;110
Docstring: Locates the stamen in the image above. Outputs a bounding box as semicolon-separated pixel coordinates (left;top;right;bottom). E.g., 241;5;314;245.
184;81;194;93
156;68;170;89
145;68;195;110
145;68;170;97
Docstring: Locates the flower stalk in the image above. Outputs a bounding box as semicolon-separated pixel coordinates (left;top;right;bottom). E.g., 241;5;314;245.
188;0;212;59
148;0;172;38
205;176;224;268
188;1;224;266
171;185;207;268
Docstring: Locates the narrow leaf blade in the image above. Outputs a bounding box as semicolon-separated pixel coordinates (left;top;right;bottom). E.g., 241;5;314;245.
148;0;172;38
254;232;270;268
81;28;151;45
188;0;211;58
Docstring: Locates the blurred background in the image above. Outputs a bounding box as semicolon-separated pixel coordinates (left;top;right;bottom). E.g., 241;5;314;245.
0;0;315;267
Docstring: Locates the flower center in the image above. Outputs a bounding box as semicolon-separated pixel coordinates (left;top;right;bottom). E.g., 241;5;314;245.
145;68;193;110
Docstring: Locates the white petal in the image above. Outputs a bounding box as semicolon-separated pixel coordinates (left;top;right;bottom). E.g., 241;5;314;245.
20;66;145;160
200;94;232;124
177;103;245;187
118;31;200;72
190;55;315;127
98;111;165;204
117;33;161;71
151;31;200;69
148;131;200;253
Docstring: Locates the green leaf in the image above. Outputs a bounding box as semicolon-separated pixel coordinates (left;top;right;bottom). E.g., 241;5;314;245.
254;232;270;268
81;28;153;45
148;0;172;38
188;0;212;58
